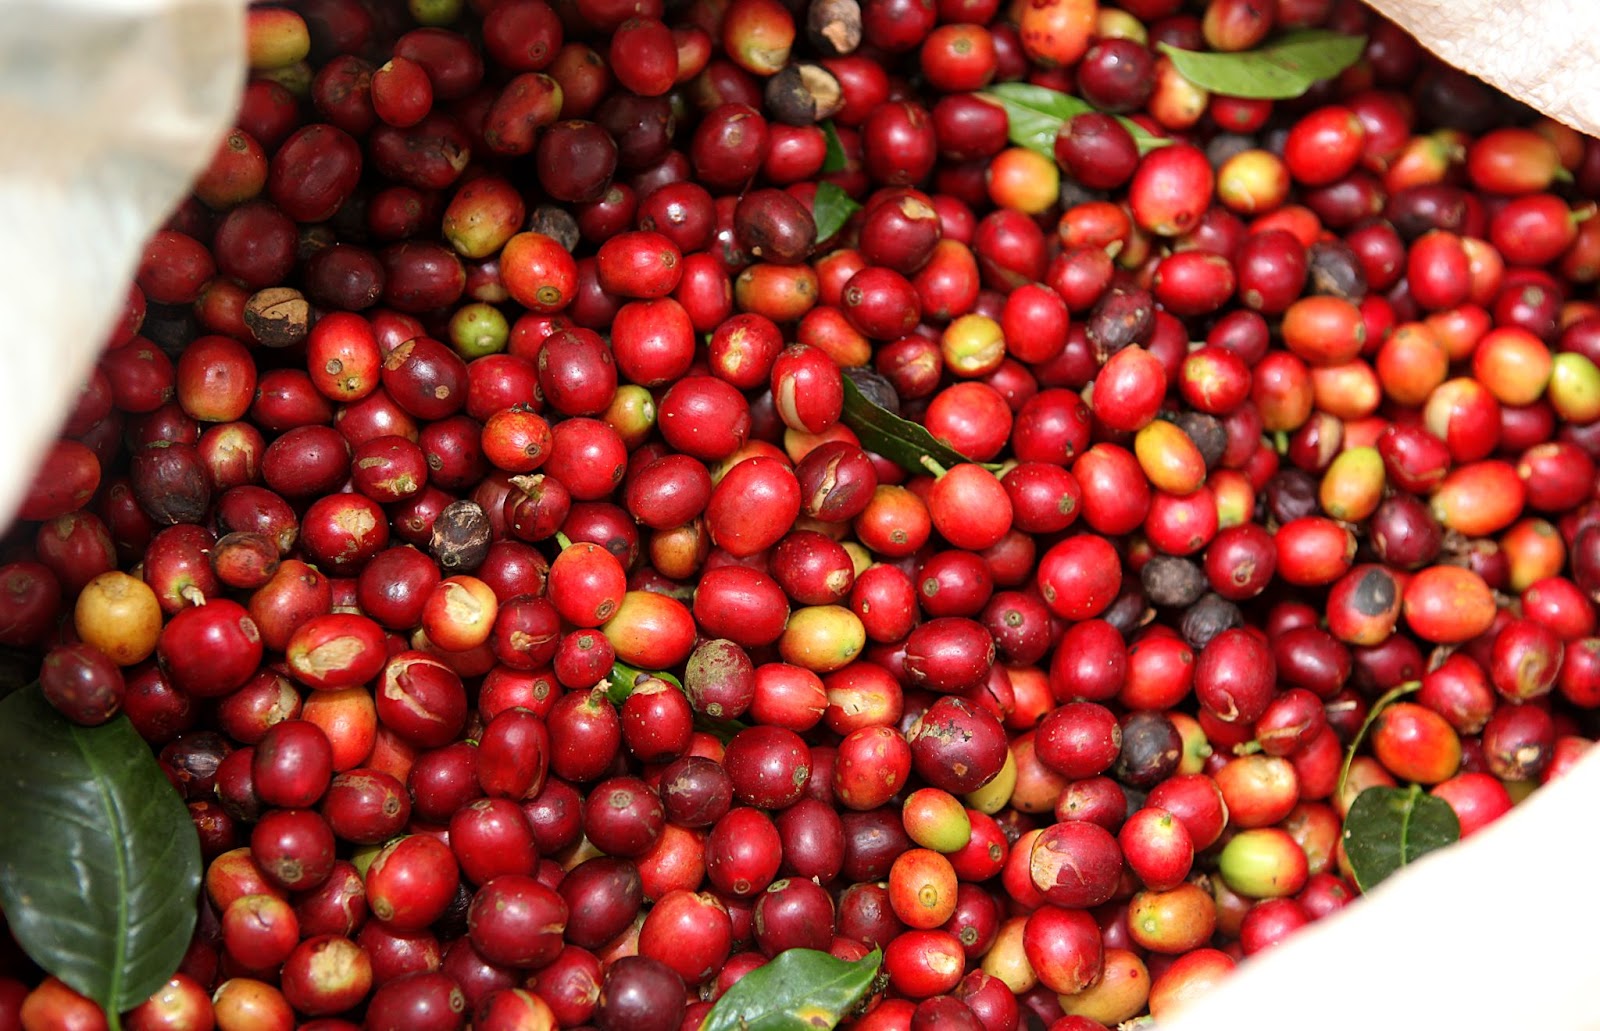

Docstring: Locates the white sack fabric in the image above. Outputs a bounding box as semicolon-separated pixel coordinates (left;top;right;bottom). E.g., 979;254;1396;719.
0;0;244;529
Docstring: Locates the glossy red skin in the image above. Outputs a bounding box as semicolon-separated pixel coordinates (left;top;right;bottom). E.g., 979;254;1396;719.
1035;702;1122;779
1071;444;1151;536
722;725;812;809
1036;535;1121;620
1022;905;1103;994
18;441;102;523
476;706;551;800
376;651;469;749
247;717;329;800
706;806;783;897
1028;818;1123;910
366;835;461;931
364;972;467;1031
467;874;568;968
706;457;801;557
321;768;411;845
883;930;966;999
638;889;732;986
285;612;388;690
250;807;337;893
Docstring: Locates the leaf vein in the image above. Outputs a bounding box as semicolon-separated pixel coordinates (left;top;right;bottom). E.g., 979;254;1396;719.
73;727;131;1012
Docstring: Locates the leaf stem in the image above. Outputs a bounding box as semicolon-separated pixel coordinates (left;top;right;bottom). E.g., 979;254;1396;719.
1334;679;1422;801
555;532;573;550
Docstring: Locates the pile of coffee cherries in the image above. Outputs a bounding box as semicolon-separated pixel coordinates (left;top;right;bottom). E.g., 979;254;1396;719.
2;0;1599;1027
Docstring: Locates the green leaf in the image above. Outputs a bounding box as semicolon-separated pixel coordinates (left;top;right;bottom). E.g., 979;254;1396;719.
1342;784;1460;892
1158;30;1367;100
701;948;882;1031
821;120;848;174
840;377;1000;476
0;686;202;1022
813;182;860;244
980;82;1088;152
978;83;1170;157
